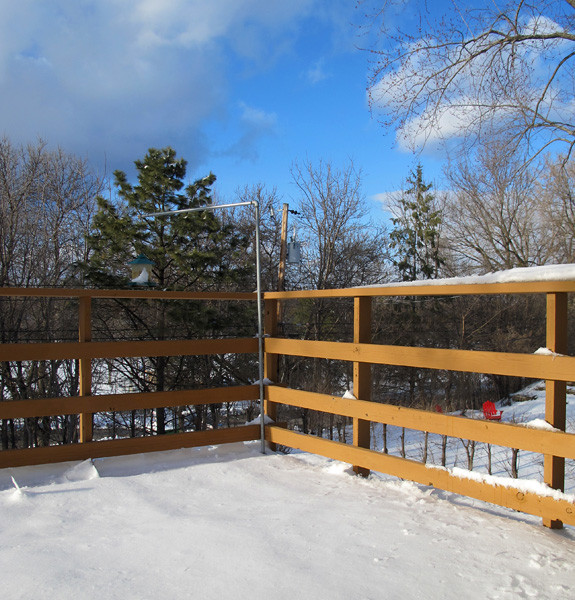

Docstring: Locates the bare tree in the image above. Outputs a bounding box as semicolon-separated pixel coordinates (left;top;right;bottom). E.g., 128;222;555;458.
290;158;389;355
460;437;476;471
0;137;103;449
280;159;389;432
231;184;286;290
363;0;575;161
291;158;389;291
0;137;102;288
540;155;575;262
444;139;553;272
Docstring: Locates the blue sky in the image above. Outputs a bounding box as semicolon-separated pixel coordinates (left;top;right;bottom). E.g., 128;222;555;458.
0;0;446;220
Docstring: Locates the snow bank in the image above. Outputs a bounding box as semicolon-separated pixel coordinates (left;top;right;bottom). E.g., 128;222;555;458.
534;347;565;357
252;377;274;386
245;414;275;426
517;418;560;432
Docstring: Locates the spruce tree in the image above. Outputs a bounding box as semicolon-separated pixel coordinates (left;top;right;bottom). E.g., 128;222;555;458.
388;165;444;408
389;164;443;282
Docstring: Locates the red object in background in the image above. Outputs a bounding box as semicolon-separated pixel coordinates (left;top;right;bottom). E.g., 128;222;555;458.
482;401;503;421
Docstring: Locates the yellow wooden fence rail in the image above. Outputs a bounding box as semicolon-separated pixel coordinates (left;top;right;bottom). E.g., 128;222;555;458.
265;424;575;526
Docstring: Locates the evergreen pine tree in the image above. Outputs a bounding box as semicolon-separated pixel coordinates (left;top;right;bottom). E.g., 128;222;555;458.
85;147;254;435
388;165;445;408
389;164;443;282
86;147;250;290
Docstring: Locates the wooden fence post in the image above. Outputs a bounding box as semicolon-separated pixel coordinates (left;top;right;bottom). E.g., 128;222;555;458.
79;296;93;443
264;298;278;422
353;296;371;476
264;298;279;451
543;292;568;529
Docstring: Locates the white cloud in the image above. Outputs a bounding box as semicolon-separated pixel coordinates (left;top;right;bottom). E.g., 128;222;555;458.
523;15;565;37
370;191;398;207
0;0;314;171
395;99;483;152
239;102;278;130
306;58;329;84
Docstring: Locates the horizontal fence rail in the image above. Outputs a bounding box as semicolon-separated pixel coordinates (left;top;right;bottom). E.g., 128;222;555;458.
0;385;260;421
265;425;575;526
266;387;575;461
264;281;575;298
265;338;575;381
0;338;258;362
0;287;257;300
1;425;262;469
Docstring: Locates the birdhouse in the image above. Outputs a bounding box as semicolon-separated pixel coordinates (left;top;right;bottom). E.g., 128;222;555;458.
128;254;156;286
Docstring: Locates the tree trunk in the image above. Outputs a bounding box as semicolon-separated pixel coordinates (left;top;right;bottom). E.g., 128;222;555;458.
400;427;406;458
511;448;520;478
1;419;7;450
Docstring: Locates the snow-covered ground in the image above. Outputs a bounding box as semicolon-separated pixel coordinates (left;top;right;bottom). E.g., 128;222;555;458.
2;382;575;600
1;442;574;600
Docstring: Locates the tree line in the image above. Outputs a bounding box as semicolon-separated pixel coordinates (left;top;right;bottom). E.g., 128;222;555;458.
0;134;574;448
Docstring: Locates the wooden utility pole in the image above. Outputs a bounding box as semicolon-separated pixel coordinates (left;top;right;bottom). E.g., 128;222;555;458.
278;203;289;293
277;203;289;330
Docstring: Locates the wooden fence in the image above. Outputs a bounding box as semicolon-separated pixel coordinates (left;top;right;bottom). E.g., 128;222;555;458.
1;281;575;529
262;281;575;529
0;288;261;467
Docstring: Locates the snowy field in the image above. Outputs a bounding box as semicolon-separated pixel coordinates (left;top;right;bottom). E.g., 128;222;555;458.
1;431;574;598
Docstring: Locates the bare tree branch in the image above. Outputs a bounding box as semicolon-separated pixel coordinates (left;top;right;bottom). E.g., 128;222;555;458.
362;0;575;158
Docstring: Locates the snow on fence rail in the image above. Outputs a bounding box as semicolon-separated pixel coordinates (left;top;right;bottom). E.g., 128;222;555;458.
1;273;575;530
